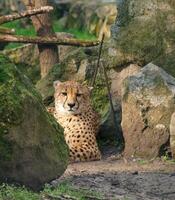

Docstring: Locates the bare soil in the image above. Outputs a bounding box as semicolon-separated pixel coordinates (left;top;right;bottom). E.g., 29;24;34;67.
54;144;175;200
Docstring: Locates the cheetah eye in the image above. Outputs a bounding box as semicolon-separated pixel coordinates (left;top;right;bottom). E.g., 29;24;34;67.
77;93;82;97
62;92;67;96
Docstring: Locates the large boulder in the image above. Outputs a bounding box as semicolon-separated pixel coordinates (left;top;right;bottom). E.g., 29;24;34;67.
108;0;175;76
0;55;68;190
121;63;175;159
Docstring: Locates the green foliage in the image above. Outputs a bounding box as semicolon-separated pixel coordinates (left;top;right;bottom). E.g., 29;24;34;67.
0;68;10;84
2;20;96;50
2;20;36;49
53;21;96;40
0;184;39;200
161;151;175;163
91;76;109;118
2;20;36;36
0;182;103;200
43;182;102;200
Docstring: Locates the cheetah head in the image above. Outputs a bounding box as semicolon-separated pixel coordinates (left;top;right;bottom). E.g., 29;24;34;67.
54;80;93;115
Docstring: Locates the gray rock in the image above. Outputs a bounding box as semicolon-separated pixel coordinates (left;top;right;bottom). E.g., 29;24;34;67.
121;63;175;159
109;0;175;77
0;54;68;190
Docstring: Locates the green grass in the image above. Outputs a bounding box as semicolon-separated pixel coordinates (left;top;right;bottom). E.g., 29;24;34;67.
0;182;103;200
2;20;36;36
2;20;36;49
44;181;102;200
1;20;96;50
0;184;39;200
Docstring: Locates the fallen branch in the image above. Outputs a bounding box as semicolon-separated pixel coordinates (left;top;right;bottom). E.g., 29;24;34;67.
0;34;100;47
0;6;53;25
41;193;77;200
0;27;15;34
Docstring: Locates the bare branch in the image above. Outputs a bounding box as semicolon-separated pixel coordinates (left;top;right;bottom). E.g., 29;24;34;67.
0;6;53;25
0;27;15;34
0;34;100;47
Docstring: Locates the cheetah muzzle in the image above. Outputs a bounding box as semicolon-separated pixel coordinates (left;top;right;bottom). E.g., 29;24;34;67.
53;80;101;162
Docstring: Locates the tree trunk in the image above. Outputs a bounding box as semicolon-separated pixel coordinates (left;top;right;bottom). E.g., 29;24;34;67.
22;0;59;78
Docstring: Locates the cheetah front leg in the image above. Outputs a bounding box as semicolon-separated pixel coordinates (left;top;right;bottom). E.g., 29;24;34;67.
69;144;101;162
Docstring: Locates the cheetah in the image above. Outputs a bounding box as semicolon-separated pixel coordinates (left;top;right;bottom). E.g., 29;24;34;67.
53;80;101;162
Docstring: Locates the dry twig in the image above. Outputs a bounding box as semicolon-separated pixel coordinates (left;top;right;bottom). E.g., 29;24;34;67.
41;193;77;200
0;6;53;25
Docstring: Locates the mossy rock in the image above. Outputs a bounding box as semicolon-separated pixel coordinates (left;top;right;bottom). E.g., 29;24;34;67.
109;0;175;77
0;54;68;190
3;44;40;84
153;51;175;78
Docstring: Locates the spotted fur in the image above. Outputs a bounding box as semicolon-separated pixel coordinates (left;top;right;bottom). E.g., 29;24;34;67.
53;80;101;162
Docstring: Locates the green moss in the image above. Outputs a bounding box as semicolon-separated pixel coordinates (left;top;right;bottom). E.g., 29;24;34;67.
0;53;67;163
15;63;40;85
0;55;34;161
153;51;175;78
91;77;109;118
116;18;165;64
0;54;68;189
0;68;10;83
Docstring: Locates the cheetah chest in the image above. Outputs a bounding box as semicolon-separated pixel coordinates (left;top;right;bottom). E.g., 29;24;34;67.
61;114;96;144
55;111;101;162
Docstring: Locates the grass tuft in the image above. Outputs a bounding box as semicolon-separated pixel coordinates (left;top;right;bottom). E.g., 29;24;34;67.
0;181;103;200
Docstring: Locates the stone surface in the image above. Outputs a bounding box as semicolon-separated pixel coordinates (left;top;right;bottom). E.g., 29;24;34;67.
3;44;40;84
0;54;68;190
170;112;175;159
109;0;175;76
121;63;175;159
100;64;141;139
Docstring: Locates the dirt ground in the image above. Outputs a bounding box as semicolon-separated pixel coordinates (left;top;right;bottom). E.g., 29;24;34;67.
54;145;175;200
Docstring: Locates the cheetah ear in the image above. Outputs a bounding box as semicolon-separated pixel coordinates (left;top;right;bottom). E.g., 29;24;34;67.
53;80;62;88
88;86;93;91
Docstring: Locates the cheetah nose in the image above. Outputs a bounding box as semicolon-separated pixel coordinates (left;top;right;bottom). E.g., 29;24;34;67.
68;103;75;108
